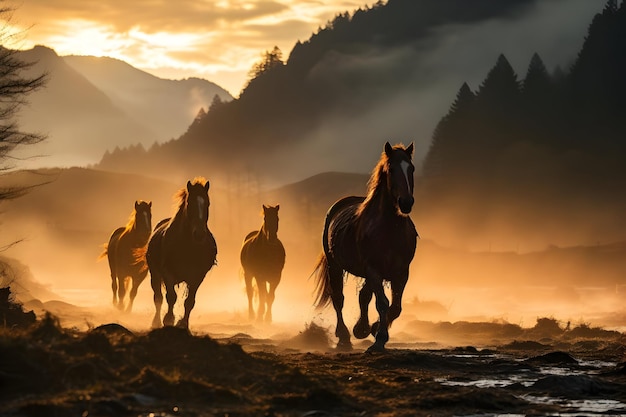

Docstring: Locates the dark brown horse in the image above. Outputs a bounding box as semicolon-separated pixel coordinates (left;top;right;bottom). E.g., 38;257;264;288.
240;205;285;323
100;200;152;312
313;142;418;352
145;178;217;329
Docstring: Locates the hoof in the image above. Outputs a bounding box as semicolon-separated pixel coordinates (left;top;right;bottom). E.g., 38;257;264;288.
365;342;387;354
335;339;353;351
175;320;189;329
371;321;380;337
353;321;371;339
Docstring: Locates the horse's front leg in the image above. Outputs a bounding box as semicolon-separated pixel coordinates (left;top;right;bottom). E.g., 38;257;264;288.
244;270;255;321
353;283;373;339
365;271;390;353
151;272;163;328
371;270;409;336
176;281;200;329
256;279;267;324
265;276;279;324
111;274;118;307
163;282;177;327
117;276;127;310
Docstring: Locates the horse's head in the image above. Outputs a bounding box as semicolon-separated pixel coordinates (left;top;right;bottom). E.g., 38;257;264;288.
185;179;211;243
262;204;280;241
384;141;415;215
134;200;152;233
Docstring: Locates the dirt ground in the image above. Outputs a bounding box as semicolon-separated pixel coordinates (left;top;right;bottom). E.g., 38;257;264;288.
1;290;626;417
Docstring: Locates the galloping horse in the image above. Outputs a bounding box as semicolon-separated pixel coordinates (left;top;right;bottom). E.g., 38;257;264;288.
240;205;285;323
100;200;152;312
145;178;217;329
313;142;418;352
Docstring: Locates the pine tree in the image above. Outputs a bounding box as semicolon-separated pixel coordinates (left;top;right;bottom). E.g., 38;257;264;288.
423;83;475;179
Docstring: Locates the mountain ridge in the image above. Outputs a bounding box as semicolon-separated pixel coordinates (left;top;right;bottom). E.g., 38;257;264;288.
12;45;233;169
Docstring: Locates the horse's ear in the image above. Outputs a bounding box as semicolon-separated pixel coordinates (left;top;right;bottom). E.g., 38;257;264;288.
263;204;268;210
276;204;280;211
187;180;192;191
135;201;139;210
148;201;152;208
406;142;414;157
204;180;210;191
384;141;393;156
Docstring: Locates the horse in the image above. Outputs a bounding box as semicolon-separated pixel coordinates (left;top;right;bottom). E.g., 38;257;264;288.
240;205;285;323
145;178;217;329
99;200;152;313
312;142;418;352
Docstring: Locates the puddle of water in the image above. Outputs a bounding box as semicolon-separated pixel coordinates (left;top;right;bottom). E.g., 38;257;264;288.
436;374;535;388
521;394;626;414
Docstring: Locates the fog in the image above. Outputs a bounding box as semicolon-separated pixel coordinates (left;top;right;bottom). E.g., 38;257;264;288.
1;1;623;345
260;0;603;185
0;166;624;349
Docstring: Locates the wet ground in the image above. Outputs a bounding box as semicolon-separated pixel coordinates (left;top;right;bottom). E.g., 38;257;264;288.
1;305;625;417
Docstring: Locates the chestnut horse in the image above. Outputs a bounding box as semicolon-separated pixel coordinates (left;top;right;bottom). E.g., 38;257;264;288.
145;178;217;329
240;205;285;323
313;142;418;352
100;200;152;312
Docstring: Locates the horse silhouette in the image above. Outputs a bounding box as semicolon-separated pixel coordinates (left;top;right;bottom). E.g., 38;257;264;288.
240;205;285;323
144;178;217;329
312;142;418;352
100;200;152;312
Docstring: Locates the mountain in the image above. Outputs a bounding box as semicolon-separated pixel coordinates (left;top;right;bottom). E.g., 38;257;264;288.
14;46;157;169
12;46;232;170
63;55;232;142
94;0;602;186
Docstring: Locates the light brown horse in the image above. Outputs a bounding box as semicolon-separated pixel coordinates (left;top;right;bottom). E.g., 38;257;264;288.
240;205;285;323
313;142;418;352
100;200;152;312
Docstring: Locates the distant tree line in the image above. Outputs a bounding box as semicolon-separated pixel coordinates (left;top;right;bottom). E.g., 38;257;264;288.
421;1;626;205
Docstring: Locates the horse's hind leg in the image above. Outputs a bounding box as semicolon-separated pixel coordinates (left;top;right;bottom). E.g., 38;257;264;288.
244;270;255;321
328;261;351;349
126;273;146;313
353;283;373;339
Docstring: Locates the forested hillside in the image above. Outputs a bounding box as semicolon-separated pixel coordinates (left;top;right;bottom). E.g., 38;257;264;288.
96;0;541;181
415;1;626;249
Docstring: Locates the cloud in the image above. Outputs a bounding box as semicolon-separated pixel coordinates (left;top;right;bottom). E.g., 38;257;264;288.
11;0;370;94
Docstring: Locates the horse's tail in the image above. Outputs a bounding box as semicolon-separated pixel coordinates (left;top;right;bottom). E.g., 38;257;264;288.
97;243;108;261
312;252;332;310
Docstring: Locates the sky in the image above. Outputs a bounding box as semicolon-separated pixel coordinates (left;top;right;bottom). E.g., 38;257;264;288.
8;0;372;96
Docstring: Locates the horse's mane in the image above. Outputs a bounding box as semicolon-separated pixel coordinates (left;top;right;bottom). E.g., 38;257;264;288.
357;143;411;216
123;208;138;232
173;176;207;214
358;148;391;214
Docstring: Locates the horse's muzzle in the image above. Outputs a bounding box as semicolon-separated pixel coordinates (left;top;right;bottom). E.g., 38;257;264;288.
398;196;414;214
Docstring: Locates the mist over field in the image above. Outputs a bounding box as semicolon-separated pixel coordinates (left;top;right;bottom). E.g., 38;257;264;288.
1;0;625;343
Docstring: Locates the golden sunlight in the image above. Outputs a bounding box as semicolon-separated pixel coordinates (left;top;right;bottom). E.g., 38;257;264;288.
44;19;130;58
